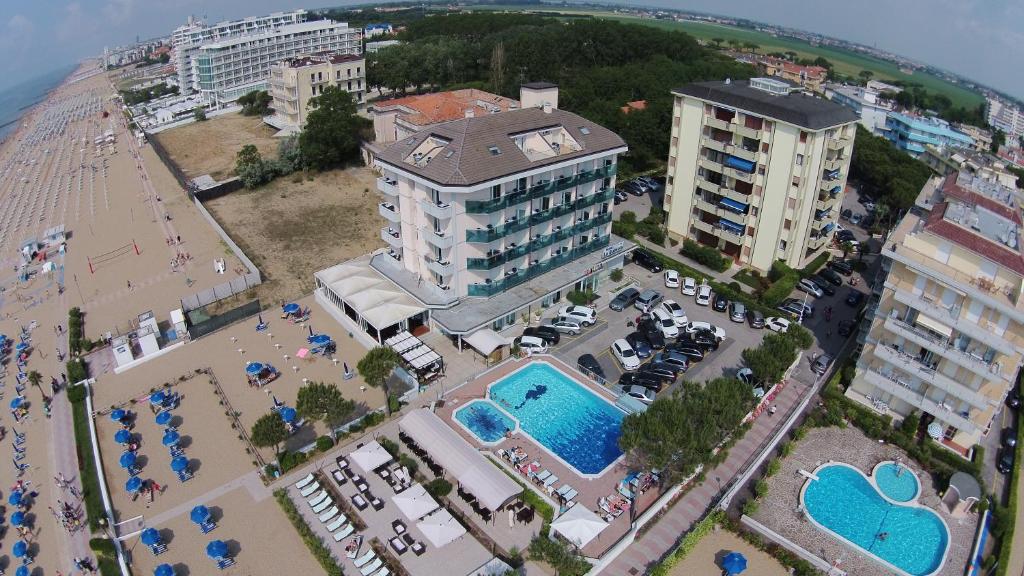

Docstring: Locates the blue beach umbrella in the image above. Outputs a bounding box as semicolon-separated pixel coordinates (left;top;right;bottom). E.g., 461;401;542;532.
119;451;137;469
155;411;172;426
245;362;265;375
309;334;331;346
16;565;29;576
12;540;27;558
126;476;143;493
190;505;211;524
170;456;189;472
162;429;180;447
150;390;167;405
723;551;748;575
8;491;22;506
206;539;228;559
154;564;174;576
9;397;23;410
15;342;28;352
279;407;297;423
282;303;300;315
110;408;126;422
115;429;132;444
141;528;161;546
10;511;25;527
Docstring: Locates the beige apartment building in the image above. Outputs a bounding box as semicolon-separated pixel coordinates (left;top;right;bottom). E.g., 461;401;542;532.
664;78;858;272
267;53;365;130
848;172;1023;455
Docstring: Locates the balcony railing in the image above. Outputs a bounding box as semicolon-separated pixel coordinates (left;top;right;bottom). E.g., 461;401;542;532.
466;225;578;270
733;124;761;140
726;144;758;163
380;227;401;248
377;177;398;196
705;117;730;131
419;198;453;219
467;235;611;297
726;167;755;184
824;157;845;172
828;136;852;151
378;202;400;223
575;187;615;210
882;315;1005;381
861;368;979;433
424;256;454;277
702;137;728;154
889;283;1016;356
871;344;992;410
422;228;454;249
464;165;617;214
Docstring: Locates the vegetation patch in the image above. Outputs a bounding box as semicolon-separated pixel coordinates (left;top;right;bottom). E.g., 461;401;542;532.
274;489;346;576
70;386;105;531
680;239;731;272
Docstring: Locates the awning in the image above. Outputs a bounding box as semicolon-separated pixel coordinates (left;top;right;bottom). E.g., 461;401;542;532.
349;440;394;474
463;329;510;355
315;260;426;331
822;223;836;234
718;218;744;234
550;504;608;548
416;508;467;548
724;155;755;173
915;313;953;338
391;483;440;520
718;197;748;214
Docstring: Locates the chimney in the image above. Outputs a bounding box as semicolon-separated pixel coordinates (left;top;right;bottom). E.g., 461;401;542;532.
542;102;552;114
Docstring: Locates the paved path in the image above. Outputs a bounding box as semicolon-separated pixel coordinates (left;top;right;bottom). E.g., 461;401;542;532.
601;373;813;575
143;469;270;529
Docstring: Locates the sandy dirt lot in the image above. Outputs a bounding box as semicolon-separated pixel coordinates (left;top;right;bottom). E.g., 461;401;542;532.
205;167;384;306
668;529;789;576
152;113;280;181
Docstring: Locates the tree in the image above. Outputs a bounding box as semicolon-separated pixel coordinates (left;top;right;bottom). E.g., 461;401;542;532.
193;107;207;122
490;41;506;94
841;240;854;259
296;381;356;432
742;42;760;53
858;70;874;84
298;85;364;170
235;144;272;188
711;37;724;48
237;90;272;116
992;129;1006;154
27;370;45;400
357;347;402;416
251;413;289;454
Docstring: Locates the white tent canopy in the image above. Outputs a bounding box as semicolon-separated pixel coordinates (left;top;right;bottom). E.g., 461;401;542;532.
399;409;522;511
416;508;467;548
315;260;426;334
349;440;394;474
550;504;608;548
391;483;440;520
463;329;510;355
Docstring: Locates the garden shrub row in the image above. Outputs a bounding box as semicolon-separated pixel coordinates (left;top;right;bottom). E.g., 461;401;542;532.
69;381;104;531
274;489;345;576
527;535;591;576
649;510;725;576
680;239;731;272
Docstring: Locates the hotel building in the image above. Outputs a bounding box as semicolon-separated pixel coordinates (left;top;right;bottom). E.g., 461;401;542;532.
848;172;1024;454
664;78;858;272
267;53;366;131
884;112;975;157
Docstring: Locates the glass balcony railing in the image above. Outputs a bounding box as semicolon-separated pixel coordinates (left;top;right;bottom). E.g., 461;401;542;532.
465;165;617;214
466;217;532;243
465;213;611;270
468;235;611;297
575;187;614;210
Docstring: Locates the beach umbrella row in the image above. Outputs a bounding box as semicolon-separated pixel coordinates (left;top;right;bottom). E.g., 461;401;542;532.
155;411;172;426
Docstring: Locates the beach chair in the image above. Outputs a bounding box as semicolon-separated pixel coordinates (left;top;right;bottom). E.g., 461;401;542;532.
372;567;390;576
556;485;572;497
543;474;559;488
294;473;315;490
151;543;167;555
333;523;355;541
200;520;217;534
217;558;235;570
307;490;329;507
312;498;334;514
176;469;192;482
325;516;348;532
562;488;578;502
360;558;383;576
299;482;321;498
353;550;376;568
533;470;550;484
319;506;339;523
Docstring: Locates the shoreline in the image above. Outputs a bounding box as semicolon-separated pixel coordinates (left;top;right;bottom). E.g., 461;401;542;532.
0;61;89;150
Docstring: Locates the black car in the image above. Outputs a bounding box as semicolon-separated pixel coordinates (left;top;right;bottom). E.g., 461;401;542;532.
625;332;653;359
1007;388;1021;410
712;293;729;312
1003;428;1018;448
632;249;663;273
610;287;640;311
680;330;719;351
577;354;605;383
810;275;837;296
523;326;559;346
618;371;663;391
998;448;1015;474
818;268;843;286
837;319;855;337
614;190;628;205
623;181;646;196
840;208;853;221
652;351;690;372
828;260;854;276
638;319;666;349
846;290;865;307
746;309;765;329
644;361;682;380
666;343;705;362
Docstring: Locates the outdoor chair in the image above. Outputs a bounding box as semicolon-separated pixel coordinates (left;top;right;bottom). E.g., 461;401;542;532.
370;496;384;511
392;520;406;535
176;469;192;482
307;490;328;507
299;482;321;498
333;523;355;541
353;550;376;568
389;537;407;555
356;481;369;493
402;533;414;546
533;470;550;484
200;520;217;534
352;494;368;510
319;506;339;523
372;567;391;576
543;475;559;488
151;543;167;555
294;473;315;490
337;457;350;470
312;498;334;514
411;541;426;556
326;516;348;532
360;558;383;576
217;558;235;570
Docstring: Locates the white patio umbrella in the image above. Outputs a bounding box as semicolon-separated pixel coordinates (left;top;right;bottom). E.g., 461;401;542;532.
349;440;393;474
550;504;608;548
927;422;943;440
392;483;439;521
416;508;466;548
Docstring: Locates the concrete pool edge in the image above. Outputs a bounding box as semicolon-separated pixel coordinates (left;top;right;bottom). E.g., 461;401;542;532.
798;461;950;576
452;399;519;446
871;460;921;504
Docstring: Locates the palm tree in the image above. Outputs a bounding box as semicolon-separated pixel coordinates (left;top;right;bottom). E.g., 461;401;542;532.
357;347;403;416
27;370;45;400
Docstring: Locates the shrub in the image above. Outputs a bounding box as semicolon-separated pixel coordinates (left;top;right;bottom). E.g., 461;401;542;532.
566;290;597;305
766;459;781;477
315;436;334;452
424;478;452;497
649;510;724;576
67;381;87;403
799;252;830;276
754;479;770;498
278;450;308;473
611;220;635;239
378;437;400;458
680;239;730;272
609;268;624;282
741;499;759;516
779;441;794;457
759;271;800;307
399;454;418;476
274;489;345;576
527;536;590;576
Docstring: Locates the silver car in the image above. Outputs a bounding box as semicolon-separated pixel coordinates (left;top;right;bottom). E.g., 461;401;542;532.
548;319;582;335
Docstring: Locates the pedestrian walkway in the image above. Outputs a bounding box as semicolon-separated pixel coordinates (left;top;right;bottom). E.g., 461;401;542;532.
630;235;743;287
142;469;269;529
601;374;812;575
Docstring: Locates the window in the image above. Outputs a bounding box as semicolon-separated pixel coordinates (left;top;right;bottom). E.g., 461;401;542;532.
779;239;787;251
491;184;501;200
671;136;678;148
761;142;769;153
358;79;362;89
799;131;808;143
792;176;801;186
751;207;758;217
310;73;315;83
347;68;352;78
784;219;792;230
347;81;352;90
787;198;797;209
796;154;804;166
357;66;361;75
579;126;591;135
489;146;501;155
758;166;766;175
667;176;674;185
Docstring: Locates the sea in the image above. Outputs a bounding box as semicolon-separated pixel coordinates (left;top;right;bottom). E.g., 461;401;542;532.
0;63;79;145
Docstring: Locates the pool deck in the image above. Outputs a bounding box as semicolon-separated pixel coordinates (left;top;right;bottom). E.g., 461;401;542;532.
436;356;661;558
751;426;978;576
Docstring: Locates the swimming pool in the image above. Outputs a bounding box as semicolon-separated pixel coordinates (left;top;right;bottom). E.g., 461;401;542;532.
801;463;949;576
487;362;624;475
874;461;920;503
453;400;515;443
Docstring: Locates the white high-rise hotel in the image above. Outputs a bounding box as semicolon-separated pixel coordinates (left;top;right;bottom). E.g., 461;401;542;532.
171;10;361;107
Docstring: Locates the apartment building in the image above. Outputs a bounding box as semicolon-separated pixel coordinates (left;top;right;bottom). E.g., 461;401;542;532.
761;58;828;93
369;89;521;145
848;172;1024;455
664;78;858;272
986;97;1024;141
884;112;975;157
826;83;893;135
315;97;630;346
267;53;365;131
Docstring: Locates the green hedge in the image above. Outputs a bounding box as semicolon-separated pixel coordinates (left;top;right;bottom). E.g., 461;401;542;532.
680;239;730;272
649;510;725;576
527;535;591;576
71;391;105;531
67;358;88;386
799;252;831;276
994;423;1024;575
274;489;345;576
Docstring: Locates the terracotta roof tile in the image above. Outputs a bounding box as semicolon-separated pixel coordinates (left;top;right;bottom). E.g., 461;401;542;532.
923;202;1024;276
372;89;519;127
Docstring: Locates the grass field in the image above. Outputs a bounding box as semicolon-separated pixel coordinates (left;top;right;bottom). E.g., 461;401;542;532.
153;112;280;181
467;6;984;110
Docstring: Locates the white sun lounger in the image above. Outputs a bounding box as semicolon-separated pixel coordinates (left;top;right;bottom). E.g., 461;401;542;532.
299;482;321;498
556;485;572;496
312;498;334;514
372;567;390;576
533;470;550;483
543;474;559;488
325;516;348;532
294;473;315;490
308;491;329;507
360;558;383;576
353;550;376;568
562;488;578;501
319;506;339;523
333;523;355;541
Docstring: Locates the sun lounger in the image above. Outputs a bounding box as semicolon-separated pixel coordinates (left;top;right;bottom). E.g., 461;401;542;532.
533;470;550;483
294;473;315;490
308;491;328;507
543;474;558;488
360;558;383;576
312;498;334;514
562;488;578;501
217;558;235;570
556;485;572;496
326;516;348;532
176;469;193;482
332;468;348;486
333;523;355;541
300;482;321;498
200;520;217;534
319;506;339;523
353;550;376;568
151;543;167;555
373;568;390;576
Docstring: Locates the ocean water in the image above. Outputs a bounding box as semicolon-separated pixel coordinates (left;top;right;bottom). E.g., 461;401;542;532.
0;64;78;144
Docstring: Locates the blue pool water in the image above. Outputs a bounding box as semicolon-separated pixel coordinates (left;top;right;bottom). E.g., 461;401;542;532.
803;464;948;576
488;362;624;475
454;400;515;443
875;462;919;502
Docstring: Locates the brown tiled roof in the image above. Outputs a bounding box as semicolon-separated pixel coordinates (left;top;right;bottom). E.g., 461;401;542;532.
923;202;1024;276
375;107;627;187
372;89;519;127
940;173;1022;224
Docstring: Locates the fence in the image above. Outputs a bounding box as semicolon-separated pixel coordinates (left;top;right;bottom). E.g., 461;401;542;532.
192;177;244;202
179;196;262;312
147;133;192;192
186;299;261;339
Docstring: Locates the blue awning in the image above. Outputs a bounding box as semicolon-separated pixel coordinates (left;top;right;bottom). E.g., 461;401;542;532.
718;218;744;234
829;186;842;196
724;155;755;173
718;197;749;214
815;209;830;220
822;223;836;234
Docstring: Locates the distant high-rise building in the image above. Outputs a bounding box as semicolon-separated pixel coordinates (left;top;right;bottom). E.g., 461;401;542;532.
986;97;1024;142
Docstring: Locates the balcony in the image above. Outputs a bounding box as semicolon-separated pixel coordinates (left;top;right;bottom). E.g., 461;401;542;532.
824;157;845;172
722;186;752;205
467;235;611;297
463;165;617;215
698;157;722;173
871;344;992;409
726;144;758;163
733;123;761;140
419;198;453;219
696;176;724;196
574;187;614;211
424;256;454;277
377;177;398;197
828;136;852;151
422;228;455;249
691;218;717;236
702;137;728;154
466;217;532;243
529;203;576;227
861;368;979;434
889;283;1016;356
378;202;400;223
726;167;755;184
821;181;843;195
380;227;402;249
816;195;837;211
705;117;730;131
882;315;1005;382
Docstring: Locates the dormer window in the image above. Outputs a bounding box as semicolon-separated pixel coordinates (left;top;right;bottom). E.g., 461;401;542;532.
489;146;501;156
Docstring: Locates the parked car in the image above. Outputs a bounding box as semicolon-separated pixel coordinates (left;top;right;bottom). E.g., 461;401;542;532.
632;249;663;272
635;289;664;312
811;353;834;375
850;213;864;226
846;290;865;307
625;332;653;359
643;361;682;381
638;319;667;349
548;319;583;335
623;181;646;196
810;275;837;296
667;343;704;362
664;269;680;288
837;319;855;337
818;268;844;286
660;299;688;327
728;301;746;323
746;309;765;329
619;385;656;404
736;367;756;386
619;372;664;392
779;298;814;319
765;316;792;333
681;276;697;296
558;305;597;326
609;287;640;311
828;260;854;276
998;448;1015;474
695;284;712;306
684;321;726;341
651;308;680;338
636;176;660;190
611;339;641;371
679;330;719;351
614;190;628;205
712;293;729;312
836;229;856;242
797;278;824;298
1008;388;1021;410
1003;428;1018;448
523;326;560;346
840;208;853;221
577;354;605;383
652;350;690;372
514;335;548;355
